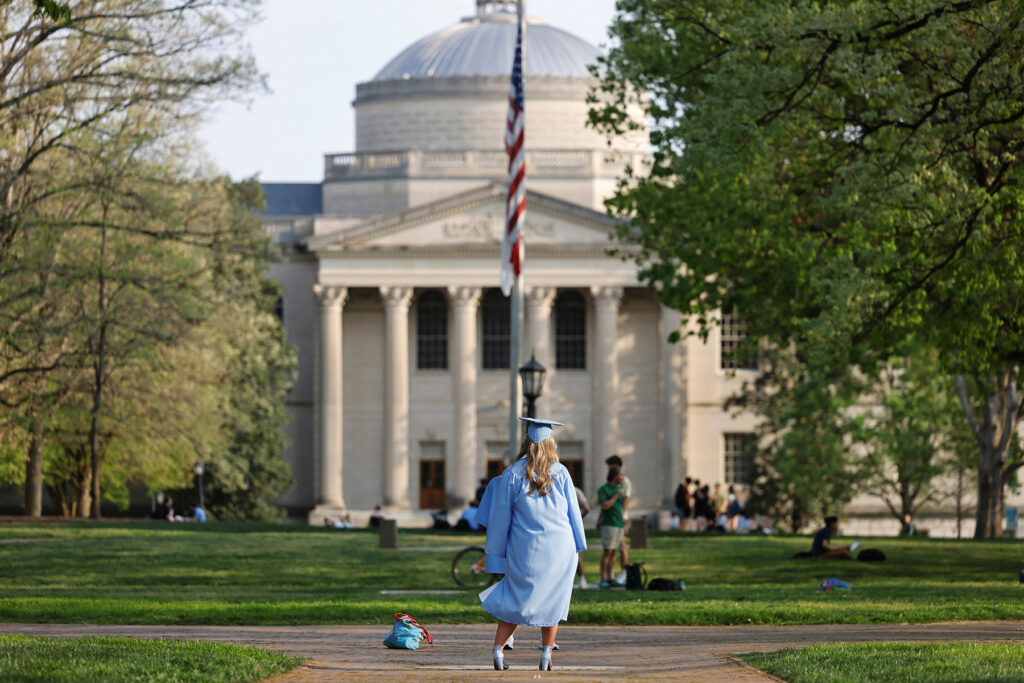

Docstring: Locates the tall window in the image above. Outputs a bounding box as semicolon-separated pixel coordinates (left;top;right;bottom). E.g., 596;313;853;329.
555;290;586;369
416;290;448;370
486;442;509;480
724;433;755;485
482;289;510;370
720;310;758;370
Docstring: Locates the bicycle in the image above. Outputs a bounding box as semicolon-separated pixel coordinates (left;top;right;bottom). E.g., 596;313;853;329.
451;545;498;588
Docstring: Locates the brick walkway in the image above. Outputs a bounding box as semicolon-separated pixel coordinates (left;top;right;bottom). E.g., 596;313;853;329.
3;622;1024;682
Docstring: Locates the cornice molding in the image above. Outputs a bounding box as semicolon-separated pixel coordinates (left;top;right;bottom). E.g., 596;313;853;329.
307;183;620;253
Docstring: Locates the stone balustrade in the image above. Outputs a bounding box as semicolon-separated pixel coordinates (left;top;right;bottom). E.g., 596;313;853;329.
324;149;647;180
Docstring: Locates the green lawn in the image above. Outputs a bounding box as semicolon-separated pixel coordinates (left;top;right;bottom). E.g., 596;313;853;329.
0;635;301;682
741;642;1024;682
1;522;1022;625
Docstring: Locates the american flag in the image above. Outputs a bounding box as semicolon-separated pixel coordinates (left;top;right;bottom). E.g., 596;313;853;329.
500;16;525;297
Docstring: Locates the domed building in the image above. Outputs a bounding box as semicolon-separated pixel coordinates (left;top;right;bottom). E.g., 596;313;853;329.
261;0;758;525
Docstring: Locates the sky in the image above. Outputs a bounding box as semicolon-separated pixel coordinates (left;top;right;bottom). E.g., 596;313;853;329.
198;0;619;183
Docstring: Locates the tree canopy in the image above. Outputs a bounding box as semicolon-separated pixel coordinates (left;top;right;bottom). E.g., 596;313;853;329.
592;0;1024;535
0;0;295;520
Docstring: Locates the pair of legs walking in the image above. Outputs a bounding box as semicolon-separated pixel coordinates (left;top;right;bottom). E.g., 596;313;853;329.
492;620;557;671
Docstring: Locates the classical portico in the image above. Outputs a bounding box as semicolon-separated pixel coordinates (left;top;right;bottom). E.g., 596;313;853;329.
262;0;760;525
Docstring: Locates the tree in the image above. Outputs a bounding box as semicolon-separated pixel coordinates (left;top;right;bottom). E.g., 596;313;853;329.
855;347;974;523
736;351;863;532
198;180;296;521
0;0;261;263
592;1;1024;536
0;0;263;515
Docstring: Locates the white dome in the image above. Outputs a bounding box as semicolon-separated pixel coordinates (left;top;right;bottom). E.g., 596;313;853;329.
372;11;601;82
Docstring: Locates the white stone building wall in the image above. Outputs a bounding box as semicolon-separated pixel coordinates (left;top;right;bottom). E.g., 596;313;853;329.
355;93;641;154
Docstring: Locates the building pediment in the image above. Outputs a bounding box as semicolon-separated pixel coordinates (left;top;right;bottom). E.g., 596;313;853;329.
306;183;618;254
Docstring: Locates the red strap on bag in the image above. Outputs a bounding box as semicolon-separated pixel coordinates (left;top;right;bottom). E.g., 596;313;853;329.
394;613;433;644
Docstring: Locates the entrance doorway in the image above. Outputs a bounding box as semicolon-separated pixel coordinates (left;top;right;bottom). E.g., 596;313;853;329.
419;459;445;509
486;459;505;480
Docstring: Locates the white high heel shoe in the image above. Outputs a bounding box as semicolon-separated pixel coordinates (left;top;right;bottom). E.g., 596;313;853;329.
493;644;509;671
539;644;553;671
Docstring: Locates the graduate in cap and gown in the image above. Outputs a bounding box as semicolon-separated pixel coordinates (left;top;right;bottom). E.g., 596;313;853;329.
480;417;587;671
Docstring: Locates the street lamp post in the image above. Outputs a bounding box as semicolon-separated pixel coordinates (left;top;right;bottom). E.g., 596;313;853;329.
518;354;547;438
194;459;205;509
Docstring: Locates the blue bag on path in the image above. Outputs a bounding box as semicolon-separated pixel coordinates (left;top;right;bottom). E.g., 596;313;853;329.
383;613;433;650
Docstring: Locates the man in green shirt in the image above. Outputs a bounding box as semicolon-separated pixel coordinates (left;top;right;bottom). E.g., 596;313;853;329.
597;467;625;587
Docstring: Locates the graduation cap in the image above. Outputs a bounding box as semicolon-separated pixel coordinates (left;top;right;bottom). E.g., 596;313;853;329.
519;417;565;443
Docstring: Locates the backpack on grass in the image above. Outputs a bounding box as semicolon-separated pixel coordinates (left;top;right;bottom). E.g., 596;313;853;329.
625;562;647;590
647;577;684;591
857;548;886;562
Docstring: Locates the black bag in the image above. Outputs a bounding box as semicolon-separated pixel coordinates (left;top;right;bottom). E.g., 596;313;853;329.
625;562;647;590
857;548;886;562
647;577;683;591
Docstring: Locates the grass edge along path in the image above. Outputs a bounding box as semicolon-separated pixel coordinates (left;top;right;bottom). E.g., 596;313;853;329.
2;594;1022;626
740;642;1024;683
0;634;303;683
4;524;1024;626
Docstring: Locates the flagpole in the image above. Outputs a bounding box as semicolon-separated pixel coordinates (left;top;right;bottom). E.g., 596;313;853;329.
507;0;526;462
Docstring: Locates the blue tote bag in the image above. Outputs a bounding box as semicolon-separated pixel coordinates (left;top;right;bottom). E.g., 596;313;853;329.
383;613;433;650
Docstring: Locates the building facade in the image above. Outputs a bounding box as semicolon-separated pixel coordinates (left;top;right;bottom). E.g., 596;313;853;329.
261;1;760;525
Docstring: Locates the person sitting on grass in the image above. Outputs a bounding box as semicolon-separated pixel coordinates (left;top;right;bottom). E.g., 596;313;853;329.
189;504;207;523
456;500;481;531
811;515;852;558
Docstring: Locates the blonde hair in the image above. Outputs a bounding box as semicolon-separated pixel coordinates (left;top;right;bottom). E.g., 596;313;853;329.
516;433;559;495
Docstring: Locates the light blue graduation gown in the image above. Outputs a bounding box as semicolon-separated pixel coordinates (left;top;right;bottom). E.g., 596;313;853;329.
480;458;587;627
474;476;501;528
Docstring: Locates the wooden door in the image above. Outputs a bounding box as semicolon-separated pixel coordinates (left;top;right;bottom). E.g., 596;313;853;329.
419;459;445;509
486;459;505;480
562;459;584;489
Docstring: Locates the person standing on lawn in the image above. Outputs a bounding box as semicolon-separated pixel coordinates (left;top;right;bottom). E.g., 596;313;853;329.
674;476;693;531
597;467;626;587
481;417;587;672
712;483;727;520
574;484;591;589
604;454;631;583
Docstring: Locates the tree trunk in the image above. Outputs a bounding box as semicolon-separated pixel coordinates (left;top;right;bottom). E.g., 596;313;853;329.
24;418;43;516
955;464;965;540
89;407;102;519
955;373;1023;539
78;465;92;519
89;221;108;520
974;446;1003;538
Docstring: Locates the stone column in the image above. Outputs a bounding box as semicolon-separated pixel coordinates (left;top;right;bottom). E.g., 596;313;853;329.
381;286;414;508
590;286;623;495
660;305;686;506
448;286;482;506
311;285;347;524
525;286;556;370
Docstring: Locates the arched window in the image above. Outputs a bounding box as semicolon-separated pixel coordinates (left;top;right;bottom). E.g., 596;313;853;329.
555;290;586;369
416;290;448;370
482;289;510;370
